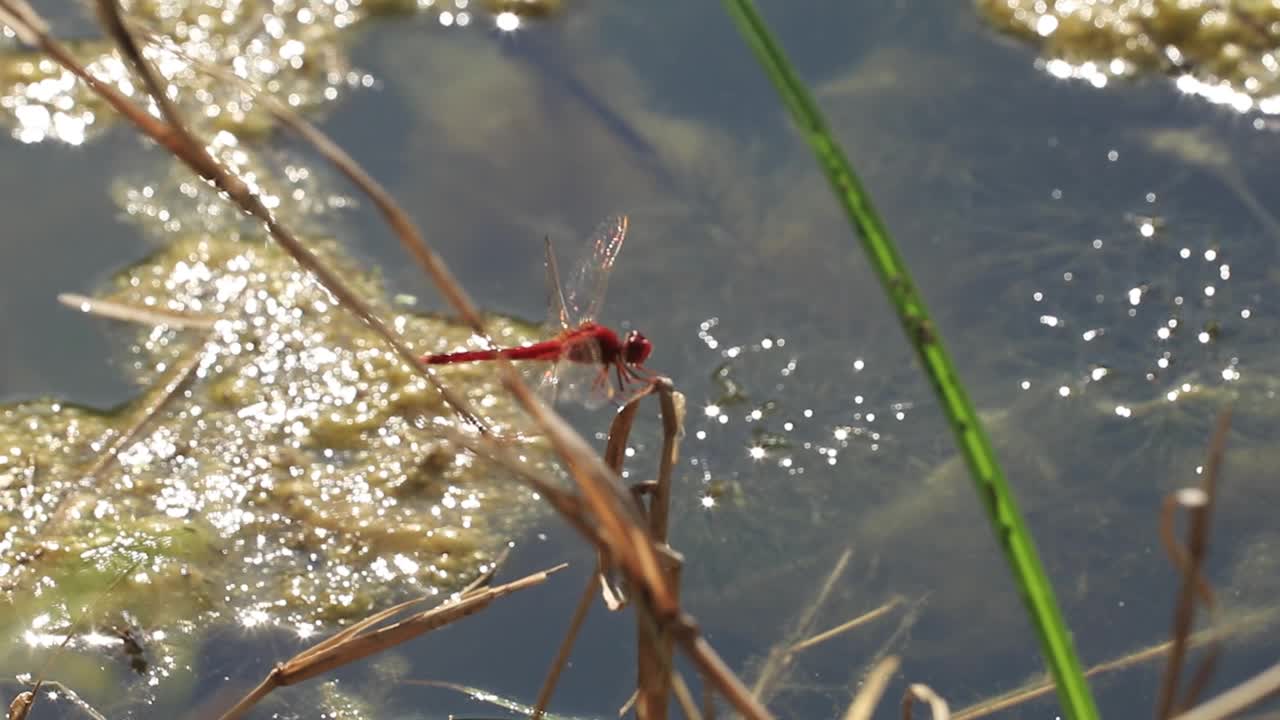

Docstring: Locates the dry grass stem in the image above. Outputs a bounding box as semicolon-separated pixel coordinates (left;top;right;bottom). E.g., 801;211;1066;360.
13;681;107;720
842;655;900;720
1171;660;1280;720
674;621;775;720
750;546;855;703
901;683;950;720
791;596;904;655
950;606;1280;720
531;572;599;720
1157;408;1231;719
57;293;219;329
217;564;565;720
858;596;925;688
671;669;704;720
76;334;211;485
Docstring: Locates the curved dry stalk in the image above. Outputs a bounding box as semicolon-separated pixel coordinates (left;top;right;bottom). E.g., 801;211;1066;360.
901;683;950;720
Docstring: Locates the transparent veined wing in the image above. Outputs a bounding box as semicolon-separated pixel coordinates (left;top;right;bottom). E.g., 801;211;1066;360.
562;215;629;325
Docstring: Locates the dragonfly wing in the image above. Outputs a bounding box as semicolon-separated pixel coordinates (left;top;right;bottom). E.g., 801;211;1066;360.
563;215;629;325
544;234;573;332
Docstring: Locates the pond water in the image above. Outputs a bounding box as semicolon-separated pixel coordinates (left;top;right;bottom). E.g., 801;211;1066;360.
1;1;1279;718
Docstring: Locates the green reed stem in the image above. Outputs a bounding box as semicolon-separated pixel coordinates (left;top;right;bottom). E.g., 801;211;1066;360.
719;3;1099;718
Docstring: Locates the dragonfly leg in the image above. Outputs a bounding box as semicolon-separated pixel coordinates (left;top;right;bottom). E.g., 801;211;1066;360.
592;366;611;395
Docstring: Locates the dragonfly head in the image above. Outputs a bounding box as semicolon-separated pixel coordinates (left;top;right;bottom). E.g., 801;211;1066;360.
623;330;652;365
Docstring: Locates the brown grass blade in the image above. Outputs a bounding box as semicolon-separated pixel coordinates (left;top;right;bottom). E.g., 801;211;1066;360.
217;564;565;720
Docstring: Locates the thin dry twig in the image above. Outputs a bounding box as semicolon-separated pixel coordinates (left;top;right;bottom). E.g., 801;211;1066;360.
750;546;856;703
901;683;950;720
1157;408;1231;719
948;607;1280;720
58;292;219;329
673;618;775;720
217;564;565;720
670;670;704;720
791;596;904;655
842;655;900;720
76;333;211;484
13;681;107;720
1171;660;1280;720
531;571;598;720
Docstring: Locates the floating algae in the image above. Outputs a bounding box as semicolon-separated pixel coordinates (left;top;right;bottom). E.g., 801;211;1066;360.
977;0;1280;113
0;0;543;144
0;145;553;712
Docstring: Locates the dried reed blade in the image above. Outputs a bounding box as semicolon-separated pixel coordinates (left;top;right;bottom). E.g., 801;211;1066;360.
58;292;219;329
673;619;775;720
635;555;681;720
650;378;684;543
842;655;899;720
217;565;564;720
605;387;646;473
901;683;950;720
501;376;676;616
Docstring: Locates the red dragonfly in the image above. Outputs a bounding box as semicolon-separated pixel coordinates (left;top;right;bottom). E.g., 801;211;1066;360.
421;215;653;408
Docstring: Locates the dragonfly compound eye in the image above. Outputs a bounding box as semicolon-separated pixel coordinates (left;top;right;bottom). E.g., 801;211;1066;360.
625;331;652;365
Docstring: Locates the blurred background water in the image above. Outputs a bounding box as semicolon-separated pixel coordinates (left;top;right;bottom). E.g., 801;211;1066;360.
2;1;1279;717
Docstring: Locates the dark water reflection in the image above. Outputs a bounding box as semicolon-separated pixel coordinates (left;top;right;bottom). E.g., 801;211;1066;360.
2;0;1279;717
